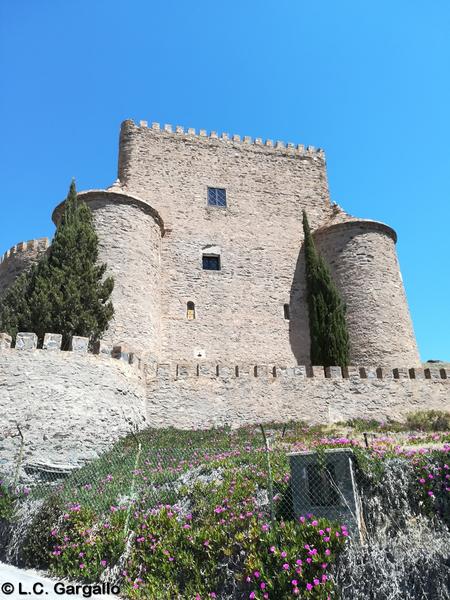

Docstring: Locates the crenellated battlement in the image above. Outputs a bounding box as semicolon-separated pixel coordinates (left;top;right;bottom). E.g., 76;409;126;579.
2;332;447;383
125;119;325;159
0;331;143;369
0;237;49;267
155;362;449;382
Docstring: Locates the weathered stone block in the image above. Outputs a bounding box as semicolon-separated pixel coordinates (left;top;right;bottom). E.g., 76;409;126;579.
0;333;12;349
176;364;195;379
360;366;377;379
376;367;394;379
293;365;307;378
342;366;359;379
198;363;218;377
254;364;269;377
409;367;425;380
112;344;133;362
424;367;443;380
16;332;38;350
218;364;234;379
157;363;172;379
311;366;325;378
325;366;342;379
43;333;62;351
275;366;289;377
92;340;112;356
236;364;252;377
71;336;89;353
393;368;409;380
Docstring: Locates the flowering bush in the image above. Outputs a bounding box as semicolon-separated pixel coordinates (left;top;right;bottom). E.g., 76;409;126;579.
415;454;450;524
41;444;348;599
14;420;450;599
49;503;346;599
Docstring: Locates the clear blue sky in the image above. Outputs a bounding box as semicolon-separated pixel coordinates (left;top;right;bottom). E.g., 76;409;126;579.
1;0;449;361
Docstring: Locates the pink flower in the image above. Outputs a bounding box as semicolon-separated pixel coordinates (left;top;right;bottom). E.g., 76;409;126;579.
254;571;260;578
260;582;266;590
306;582;313;591
283;563;290;570
249;593;256;599
291;579;298;585
79;563;85;569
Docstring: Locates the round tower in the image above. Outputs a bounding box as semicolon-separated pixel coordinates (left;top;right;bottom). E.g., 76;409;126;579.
314;219;420;367
52;189;163;360
0;238;49;297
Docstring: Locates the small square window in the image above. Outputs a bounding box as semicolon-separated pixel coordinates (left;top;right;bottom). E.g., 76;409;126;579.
207;187;227;207
202;255;221;271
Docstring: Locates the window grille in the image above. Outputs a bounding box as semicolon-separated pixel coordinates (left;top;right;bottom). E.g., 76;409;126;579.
207;187;227;207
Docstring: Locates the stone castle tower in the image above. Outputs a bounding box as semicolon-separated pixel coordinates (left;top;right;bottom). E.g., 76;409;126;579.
1;119;421;367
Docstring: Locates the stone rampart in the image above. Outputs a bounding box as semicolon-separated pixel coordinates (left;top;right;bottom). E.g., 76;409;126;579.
2;336;448;479
147;362;450;429
0;337;147;480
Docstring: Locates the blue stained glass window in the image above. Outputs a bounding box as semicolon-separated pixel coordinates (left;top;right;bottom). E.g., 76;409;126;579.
207;187;227;207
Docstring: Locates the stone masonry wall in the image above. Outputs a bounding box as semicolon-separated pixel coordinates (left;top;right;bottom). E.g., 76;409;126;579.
0;238;49;297
0;348;146;479
147;363;450;429
315;222;421;367
117;120;334;364
0;341;448;476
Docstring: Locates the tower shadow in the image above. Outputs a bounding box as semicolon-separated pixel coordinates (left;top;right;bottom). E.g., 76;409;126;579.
289;245;311;366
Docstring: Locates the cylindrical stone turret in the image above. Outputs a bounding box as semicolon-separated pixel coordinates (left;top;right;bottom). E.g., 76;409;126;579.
0;238;49;297
53;190;163;360
314;219;420;367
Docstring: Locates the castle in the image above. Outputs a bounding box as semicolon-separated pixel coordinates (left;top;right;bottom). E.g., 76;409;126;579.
0;120;448;476
1;120;420;367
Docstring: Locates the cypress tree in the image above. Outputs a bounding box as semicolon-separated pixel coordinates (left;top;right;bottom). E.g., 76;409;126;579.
0;181;114;348
0;272;32;340
302;210;350;367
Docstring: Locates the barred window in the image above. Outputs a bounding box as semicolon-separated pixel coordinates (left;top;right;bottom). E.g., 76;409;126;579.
207;187;227;207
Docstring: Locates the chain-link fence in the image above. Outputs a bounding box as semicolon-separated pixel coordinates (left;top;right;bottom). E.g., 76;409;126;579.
1;424;449;599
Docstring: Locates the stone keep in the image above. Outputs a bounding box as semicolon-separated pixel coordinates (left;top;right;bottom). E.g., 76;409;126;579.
3;120;421;367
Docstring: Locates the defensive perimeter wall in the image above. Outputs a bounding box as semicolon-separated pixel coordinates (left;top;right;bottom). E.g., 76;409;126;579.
0;333;448;479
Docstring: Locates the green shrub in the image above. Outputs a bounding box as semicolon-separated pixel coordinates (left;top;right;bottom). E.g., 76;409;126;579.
406;410;450;432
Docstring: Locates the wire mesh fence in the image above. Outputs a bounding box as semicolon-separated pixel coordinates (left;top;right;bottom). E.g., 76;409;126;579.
1;423;449;598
